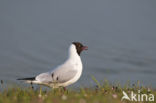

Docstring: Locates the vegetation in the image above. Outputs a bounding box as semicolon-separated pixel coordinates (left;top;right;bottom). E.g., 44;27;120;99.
0;78;155;103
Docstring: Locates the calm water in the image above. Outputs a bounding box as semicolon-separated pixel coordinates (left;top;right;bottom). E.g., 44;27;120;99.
0;0;156;88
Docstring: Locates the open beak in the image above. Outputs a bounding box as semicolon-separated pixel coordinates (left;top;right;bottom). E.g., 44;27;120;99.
82;46;88;50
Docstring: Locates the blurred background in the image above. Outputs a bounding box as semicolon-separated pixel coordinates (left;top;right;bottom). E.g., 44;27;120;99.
0;0;156;88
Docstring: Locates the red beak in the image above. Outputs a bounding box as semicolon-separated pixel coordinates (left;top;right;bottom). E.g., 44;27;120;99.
82;46;88;50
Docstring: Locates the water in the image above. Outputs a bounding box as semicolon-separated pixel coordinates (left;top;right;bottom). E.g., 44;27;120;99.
0;0;156;88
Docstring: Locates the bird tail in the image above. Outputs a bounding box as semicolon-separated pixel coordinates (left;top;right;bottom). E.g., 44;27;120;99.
17;77;43;84
17;77;35;81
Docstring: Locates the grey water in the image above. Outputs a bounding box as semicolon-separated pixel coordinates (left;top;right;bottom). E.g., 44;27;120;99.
0;0;156;88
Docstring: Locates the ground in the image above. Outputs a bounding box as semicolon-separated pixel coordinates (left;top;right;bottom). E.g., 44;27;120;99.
0;79;155;103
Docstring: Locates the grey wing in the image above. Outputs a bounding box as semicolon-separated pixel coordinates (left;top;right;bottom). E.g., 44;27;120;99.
51;65;78;83
52;69;77;83
36;64;77;84
36;72;52;83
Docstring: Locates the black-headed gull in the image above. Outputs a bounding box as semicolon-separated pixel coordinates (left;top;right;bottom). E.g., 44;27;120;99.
17;42;88;88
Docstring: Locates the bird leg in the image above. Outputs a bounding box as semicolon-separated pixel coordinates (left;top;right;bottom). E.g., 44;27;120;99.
39;85;42;98
30;82;34;89
63;87;66;91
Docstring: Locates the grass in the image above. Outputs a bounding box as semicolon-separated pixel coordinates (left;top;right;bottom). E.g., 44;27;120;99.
0;79;155;103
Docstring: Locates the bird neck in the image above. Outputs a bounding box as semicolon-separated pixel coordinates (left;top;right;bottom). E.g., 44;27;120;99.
68;44;81;61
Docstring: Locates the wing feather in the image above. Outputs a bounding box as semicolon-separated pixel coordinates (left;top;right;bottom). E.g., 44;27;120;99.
36;63;77;84
51;64;77;83
36;72;52;83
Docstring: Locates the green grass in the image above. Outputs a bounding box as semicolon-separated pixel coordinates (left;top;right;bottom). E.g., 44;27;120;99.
0;79;155;103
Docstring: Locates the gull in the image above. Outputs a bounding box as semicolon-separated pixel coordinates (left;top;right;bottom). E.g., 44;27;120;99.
17;42;88;88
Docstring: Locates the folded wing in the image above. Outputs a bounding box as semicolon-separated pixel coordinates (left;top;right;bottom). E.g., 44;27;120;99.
36;64;77;84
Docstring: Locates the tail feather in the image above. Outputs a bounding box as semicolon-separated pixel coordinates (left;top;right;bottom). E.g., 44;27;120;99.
17;77;35;80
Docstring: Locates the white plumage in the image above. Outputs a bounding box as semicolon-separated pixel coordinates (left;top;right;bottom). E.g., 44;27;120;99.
18;42;87;88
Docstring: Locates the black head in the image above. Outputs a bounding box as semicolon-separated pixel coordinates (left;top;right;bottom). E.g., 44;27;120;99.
72;42;88;55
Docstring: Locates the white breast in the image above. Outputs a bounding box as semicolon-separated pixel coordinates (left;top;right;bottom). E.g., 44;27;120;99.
57;44;83;87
